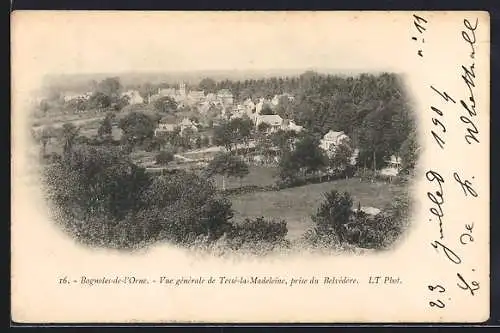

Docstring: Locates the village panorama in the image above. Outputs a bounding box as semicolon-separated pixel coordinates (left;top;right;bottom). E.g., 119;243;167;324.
30;71;418;256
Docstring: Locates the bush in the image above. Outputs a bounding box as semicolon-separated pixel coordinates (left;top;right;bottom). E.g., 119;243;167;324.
225;217;288;251
155;150;174;165
311;190;353;242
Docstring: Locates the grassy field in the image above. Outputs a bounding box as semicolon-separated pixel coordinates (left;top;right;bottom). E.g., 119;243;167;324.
78;125;122;140
229;178;406;239
213;166;278;189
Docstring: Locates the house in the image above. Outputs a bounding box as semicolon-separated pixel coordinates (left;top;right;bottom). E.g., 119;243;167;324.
243;98;256;113
198;101;211;114
386;155;402;169
121;90;144;104
254;114;284;133
282;93;295;102
319;130;350;153
179;117;198;135
187;90;205;104
154;123;177;136
350;148;359;166
281;119;303;132
63;91;92;102
271;95;281;107
380;155;402;177
229;104;250;119
217;89;234;106
206;93;217;102
158;88;176;97
351;206;381;216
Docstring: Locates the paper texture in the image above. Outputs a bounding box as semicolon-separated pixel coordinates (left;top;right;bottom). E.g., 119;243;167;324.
11;11;490;323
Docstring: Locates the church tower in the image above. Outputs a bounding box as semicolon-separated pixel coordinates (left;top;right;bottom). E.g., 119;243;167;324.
179;82;186;97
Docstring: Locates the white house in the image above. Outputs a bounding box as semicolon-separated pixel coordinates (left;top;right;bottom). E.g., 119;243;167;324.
254;114;284;133
206;93;217;102
187;90;205;104
63;91;92;102
351;206;381;216
122;90;144;104
198;101;211;114
179;117;198;135
350;148;360;166
154;123;177;136
319;130;350;153
243;98;256;113
282;119;303;132
271;95;281;107
386;155;402;169
380;155;403;176
217;89;234;106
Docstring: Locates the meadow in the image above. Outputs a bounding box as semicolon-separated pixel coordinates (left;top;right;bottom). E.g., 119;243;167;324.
228;177;406;239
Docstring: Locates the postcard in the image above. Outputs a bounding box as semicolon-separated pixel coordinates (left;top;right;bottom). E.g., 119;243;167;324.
11;11;490;323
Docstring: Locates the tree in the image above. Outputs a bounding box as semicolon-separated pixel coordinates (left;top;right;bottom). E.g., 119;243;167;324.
140;170;234;242
59;123;80;157
260;103;275;115
33;125;56;157
293;134;327;176
96;77;122;99
45;145;151;221
180;127;196;149
329;141;353;173
399;128;419;175
39;100;50;115
278;150;300;185
203;152;249;190
97;112;115;140
255;130;274;165
230;116;253;154
357;105;392;172
213;121;236;152
311;190;353;243
199;78;217;93
270;129;298;153
67;97;87;112
155;150;174;165
257;122;271;133
138;83;156;103
113;95;130;111
154;96;178;113
88;92;111;110
275;95;295;119
201;136;210;147
118;112;156;147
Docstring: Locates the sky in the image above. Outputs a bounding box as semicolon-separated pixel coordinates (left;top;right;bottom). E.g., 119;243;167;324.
11;11;415;76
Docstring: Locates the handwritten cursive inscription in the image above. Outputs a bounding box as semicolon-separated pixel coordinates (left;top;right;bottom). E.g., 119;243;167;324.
423;15;484;312
426;170;445;239
453;172;478;197
459;19;480;145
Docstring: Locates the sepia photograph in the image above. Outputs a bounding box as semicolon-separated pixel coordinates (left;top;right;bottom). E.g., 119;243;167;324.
11;11;490;323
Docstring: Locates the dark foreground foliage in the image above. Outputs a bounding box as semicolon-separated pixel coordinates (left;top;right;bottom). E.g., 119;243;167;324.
304;189;410;251
43;145;289;252
44;145;234;249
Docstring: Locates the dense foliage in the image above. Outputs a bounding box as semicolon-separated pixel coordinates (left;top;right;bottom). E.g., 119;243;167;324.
44;145;234;248
305;189;411;250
